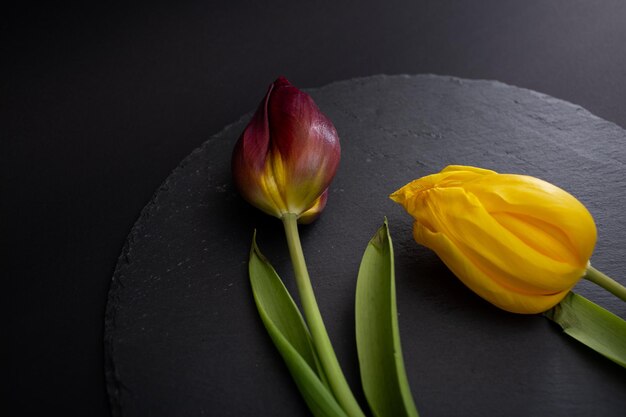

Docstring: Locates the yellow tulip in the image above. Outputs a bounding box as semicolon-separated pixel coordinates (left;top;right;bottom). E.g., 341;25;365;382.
390;165;597;314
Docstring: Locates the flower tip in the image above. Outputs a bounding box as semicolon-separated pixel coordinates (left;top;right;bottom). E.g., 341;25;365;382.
273;76;292;88
389;187;407;206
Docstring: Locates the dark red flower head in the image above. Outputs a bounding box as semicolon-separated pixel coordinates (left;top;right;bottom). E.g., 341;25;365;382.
232;77;340;223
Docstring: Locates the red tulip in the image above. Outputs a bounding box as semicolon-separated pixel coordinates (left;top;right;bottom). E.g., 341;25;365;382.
232;77;341;223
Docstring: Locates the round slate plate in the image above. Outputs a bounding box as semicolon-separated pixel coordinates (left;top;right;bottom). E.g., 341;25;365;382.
105;74;626;417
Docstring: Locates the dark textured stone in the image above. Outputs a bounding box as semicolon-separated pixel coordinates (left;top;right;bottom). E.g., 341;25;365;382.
105;75;626;417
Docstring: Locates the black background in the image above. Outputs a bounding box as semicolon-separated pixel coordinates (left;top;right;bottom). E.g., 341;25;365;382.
3;1;626;415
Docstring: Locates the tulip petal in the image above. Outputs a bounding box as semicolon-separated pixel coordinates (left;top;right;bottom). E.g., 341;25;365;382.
465;173;597;264
441;165;496;175
418;187;585;293
268;78;341;214
490;212;577;264
232;82;282;217
298;189;329;224
414;221;570;314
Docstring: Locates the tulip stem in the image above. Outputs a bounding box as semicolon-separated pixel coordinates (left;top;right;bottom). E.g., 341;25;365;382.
584;265;626;303
282;213;366;417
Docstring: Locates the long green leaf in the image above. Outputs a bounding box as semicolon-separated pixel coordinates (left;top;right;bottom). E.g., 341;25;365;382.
544;291;626;368
355;220;419;417
249;233;347;417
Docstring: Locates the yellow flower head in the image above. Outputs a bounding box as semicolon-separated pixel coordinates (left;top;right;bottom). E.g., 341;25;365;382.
390;165;597;314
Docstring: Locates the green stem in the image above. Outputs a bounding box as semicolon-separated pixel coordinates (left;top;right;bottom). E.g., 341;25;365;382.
584;265;626;302
281;213;366;417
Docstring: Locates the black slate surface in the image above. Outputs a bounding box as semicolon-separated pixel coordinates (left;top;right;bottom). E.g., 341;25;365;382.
105;74;626;417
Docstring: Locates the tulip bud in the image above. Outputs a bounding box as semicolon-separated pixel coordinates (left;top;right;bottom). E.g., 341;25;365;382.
390;165;597;314
232;77;341;223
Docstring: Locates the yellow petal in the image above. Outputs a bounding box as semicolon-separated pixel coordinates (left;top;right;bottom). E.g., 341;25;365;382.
416;187;584;294
441;165;496;175
414;221;571;314
464;173;597;264
257;150;289;215
297;190;328;224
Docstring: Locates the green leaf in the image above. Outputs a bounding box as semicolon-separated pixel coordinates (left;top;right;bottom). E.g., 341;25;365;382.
249;233;347;417
355;220;419;417
544;292;626;368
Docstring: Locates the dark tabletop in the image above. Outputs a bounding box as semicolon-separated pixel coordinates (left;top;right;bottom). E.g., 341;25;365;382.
4;1;626;416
